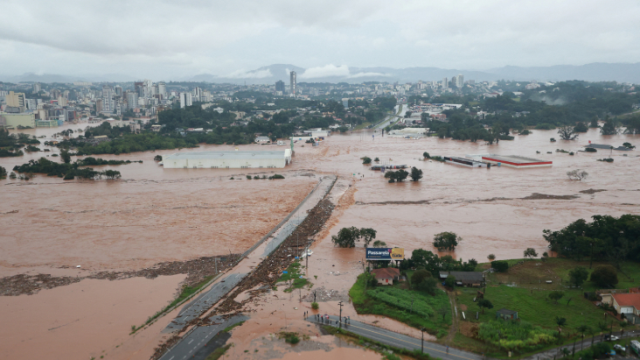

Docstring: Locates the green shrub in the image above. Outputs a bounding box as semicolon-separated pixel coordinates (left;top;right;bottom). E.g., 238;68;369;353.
362;156;372;165
491;260;509;273
520;129;531;135
478;320;556;351
423;152;430;159
585;147;597;153
311;302;319;310
269;174;285;179
246;175;251;179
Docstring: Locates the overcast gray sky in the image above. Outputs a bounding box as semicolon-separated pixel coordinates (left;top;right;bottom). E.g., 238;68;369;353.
1;0;639;80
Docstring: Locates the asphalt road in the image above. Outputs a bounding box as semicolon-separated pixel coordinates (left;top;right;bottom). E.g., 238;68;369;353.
523;330;640;360
308;315;482;360
163;273;246;332
159;315;247;360
374;104;404;129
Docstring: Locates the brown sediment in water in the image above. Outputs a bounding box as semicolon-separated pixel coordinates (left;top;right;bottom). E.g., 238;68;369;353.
0;254;240;296
2;124;640;359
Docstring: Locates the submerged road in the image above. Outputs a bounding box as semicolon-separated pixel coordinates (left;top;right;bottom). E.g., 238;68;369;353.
308;315;482;360
374;104;405;129
156;176;337;359
159;315;247;360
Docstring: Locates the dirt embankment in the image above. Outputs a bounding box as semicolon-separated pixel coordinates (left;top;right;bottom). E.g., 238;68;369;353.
150;198;336;360
0;255;240;296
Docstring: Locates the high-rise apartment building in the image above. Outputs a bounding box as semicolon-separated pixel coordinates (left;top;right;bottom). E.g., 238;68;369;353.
275;80;285;92
179;93;193;108
442;77;448;89
114;86;123;97
6;91;26;109
134;82;144;97
158;82;166;97
290;71;297;95
33;83;41;93
102;85;114;114
126;92;139;110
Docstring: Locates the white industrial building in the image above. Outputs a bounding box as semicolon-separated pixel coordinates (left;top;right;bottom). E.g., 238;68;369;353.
163;150;292;169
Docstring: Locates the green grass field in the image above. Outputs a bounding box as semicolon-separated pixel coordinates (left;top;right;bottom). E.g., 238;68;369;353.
349;273;451;337
276;261;311;292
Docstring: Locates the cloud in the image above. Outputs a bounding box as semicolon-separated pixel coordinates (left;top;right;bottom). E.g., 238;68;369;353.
1;0;640;79
349;72;389;78
226;68;273;79
299;64;350;78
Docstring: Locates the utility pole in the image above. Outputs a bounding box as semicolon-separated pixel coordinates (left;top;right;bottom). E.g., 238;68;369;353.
421;327;425;353
338;301;344;329
214;258;218;275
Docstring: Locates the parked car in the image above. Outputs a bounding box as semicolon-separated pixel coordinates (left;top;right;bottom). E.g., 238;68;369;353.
605;334;620;341
614;344;626;352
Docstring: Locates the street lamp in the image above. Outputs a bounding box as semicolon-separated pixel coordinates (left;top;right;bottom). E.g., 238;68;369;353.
338;301;344;329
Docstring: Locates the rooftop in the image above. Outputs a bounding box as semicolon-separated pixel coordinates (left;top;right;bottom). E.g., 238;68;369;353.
586;144;632;151
164;150;287;161
482;154;552;165
439;271;484;282
612;293;640;309
371;268;400;280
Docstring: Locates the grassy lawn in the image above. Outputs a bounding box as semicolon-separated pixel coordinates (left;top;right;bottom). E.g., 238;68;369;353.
349;273;451;338
447;258;640;357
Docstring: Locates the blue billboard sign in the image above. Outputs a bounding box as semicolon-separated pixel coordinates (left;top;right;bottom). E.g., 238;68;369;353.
366;248;405;261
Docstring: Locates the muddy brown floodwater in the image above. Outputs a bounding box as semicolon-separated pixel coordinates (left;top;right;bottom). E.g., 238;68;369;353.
1;122;639;359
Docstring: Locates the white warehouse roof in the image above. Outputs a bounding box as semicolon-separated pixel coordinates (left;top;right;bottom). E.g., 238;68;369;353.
165;150;286;161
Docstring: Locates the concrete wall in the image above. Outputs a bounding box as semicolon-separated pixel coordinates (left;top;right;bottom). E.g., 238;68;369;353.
164;157;286;169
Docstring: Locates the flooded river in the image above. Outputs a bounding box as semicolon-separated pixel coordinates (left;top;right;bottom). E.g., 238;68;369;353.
1;122;639;359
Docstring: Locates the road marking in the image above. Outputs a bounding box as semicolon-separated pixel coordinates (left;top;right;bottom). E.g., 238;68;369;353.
322;319;475;360
188;339;194;344
169;357;174;360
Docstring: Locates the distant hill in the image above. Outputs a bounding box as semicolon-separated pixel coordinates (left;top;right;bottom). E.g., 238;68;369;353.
2;62;639;84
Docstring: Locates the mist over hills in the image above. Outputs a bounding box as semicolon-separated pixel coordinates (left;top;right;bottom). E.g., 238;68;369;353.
2;63;639;84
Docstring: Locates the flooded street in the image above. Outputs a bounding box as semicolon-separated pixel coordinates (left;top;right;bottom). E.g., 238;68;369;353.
1;122;639;359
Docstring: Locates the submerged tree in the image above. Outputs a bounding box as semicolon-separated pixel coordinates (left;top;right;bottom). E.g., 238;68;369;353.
433;232;460;251
558;126;579;140
410;167;423;182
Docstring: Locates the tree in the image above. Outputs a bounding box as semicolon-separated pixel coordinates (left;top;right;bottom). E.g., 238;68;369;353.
477;299;493;314
491;260;509;273
487;254;496;261
372;240;387;248
444;275;456;288
590;265;618;288
411;269;431;288
569;267;589;288
362;156;372;165
437;305;449;321
374;157;380;162
589;116;599;128
549;291;564;304
0;166;6;179
154;155;162;161
600;118;619;135
574;122;588;133
566;169;588;181
360;228;377;248
556;316;567;326
577;325;590;341
385;169;408;183
433;232;460;251
417;277;438;295
422;151;430;159
410;167;423;182
103;170;121;180
557;126;578;140
60;149;71;164
523;248;538;259
332;227;359;248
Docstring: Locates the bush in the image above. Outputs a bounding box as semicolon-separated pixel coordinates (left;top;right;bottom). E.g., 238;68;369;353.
269;174;285;179
591;265;618;288
311;302;319;310
154;155;162;161
478;320;556;351
254;175;259;179
444;275;455;288
246;175;252;179
0;166;6;179
362;156;372;165
491;260;509;273
598;158;614;162
423;152;430;159
585;147;597;152
520;129;531;135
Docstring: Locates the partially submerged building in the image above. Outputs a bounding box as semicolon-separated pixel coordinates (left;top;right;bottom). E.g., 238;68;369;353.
163;150;292;169
479;154;552;168
439;271;485;287
444;156;487;168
